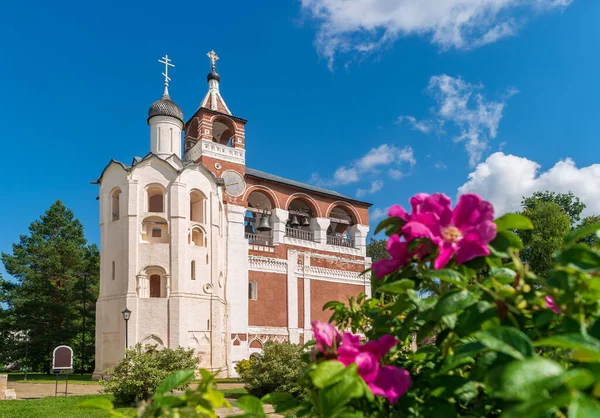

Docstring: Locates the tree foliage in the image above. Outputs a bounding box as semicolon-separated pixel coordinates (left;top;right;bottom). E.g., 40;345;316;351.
0;200;99;372
237;342;305;398
518;201;571;275
99;343;199;405
521;190;585;225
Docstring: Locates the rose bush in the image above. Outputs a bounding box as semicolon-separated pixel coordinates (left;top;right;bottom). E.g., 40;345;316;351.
85;192;600;417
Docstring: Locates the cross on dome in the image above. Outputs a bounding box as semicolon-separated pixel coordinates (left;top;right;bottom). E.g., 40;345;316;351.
158;55;175;97
207;50;219;70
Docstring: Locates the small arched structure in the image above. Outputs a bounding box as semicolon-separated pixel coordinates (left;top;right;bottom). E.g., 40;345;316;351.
327;205;356;248
248;280;258;300
212;117;236;146
245;190;275;246
147;184;165;213
286;197;318;241
141;216;169;243
141;334;165;350
110;188;121;221
190;190;206;223
189;226;206;247
138;266;168;298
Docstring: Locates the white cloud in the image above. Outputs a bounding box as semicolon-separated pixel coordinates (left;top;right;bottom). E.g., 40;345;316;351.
311;143;415;187
370;207;389;221
357;179;385;197
458;152;600;217
301;0;572;69
403;74;517;166
388;168;404;179
397;116;435;134
435;162;447;170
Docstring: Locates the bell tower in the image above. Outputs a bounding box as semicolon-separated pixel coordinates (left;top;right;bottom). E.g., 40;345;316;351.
183;51;247;202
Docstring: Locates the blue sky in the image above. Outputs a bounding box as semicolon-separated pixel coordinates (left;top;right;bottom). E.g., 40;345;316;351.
1;0;599;280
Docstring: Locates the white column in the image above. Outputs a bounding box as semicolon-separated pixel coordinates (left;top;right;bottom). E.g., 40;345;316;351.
271;208;289;245
225;204;249;374
303;273;311;330
348;224;370;256
311;217;330;245
287;250;299;343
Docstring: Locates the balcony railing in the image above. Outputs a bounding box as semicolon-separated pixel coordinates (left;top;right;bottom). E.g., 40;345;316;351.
246;232;273;246
285;227;314;242
327;235;355;248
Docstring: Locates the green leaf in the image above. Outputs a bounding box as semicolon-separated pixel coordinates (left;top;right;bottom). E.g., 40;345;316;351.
236;395;266;417
476;327;534;360
319;364;364;418
489;230;523;258
489;267;517;285
155;370;195;395
535;334;600;363
426;269;468;288
310;360;346;389
77;398;114;411
565;222;600;245
261;392;299;413
501;393;572;418
374;216;404;236
495;213;534;231
568;393;600;418
590;316;600;340
555;244;600;272
378;279;415;294
455;303;498;337
488;357;564;401
432;290;477;319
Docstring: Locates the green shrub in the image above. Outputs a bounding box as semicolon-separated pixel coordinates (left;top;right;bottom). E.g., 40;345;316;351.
237;342;305;398
234;358;252;377
99;343;198;405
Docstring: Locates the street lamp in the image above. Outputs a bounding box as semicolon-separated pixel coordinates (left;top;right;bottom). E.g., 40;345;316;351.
24;335;30;381
121;308;131;357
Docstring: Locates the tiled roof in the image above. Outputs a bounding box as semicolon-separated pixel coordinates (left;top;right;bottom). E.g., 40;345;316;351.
245;168;372;206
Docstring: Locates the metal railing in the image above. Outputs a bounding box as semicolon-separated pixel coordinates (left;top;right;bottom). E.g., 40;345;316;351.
327;235;355;248
245;232;273;246
285;227;314;242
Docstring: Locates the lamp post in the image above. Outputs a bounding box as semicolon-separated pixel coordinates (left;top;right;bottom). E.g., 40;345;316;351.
121;308;131;358
81;272;89;375
24;335;30;381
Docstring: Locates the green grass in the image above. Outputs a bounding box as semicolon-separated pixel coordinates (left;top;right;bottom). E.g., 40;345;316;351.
0;394;133;418
213;377;243;384
0;389;249;418
7;372;99;385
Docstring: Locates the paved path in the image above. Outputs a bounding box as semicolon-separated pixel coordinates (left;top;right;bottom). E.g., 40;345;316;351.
6;381;245;400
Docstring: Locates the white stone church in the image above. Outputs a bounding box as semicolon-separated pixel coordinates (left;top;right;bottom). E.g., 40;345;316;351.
92;53;372;378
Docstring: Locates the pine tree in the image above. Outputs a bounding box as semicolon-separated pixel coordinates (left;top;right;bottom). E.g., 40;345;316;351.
0;200;99;373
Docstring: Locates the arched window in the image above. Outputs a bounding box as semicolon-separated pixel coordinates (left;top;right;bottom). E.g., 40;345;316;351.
248;281;258;300
327;206;356;247
212;118;236;146
286;198;316;241
191;261;196;280
190;191;205;223
191;228;205;247
148;186;164;213
112;261;116;280
150;274;161;298
142;216;169;243
111;189;121;221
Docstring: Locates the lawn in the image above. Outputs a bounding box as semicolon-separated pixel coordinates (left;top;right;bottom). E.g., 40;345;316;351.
7;372;99;385
0;389;248;417
0;395;132;418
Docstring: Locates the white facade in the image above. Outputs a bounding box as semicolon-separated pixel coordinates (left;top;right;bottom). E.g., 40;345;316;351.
93;154;230;377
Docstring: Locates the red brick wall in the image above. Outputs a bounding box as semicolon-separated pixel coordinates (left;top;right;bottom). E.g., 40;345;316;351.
310;281;365;323
310;257;365;272
248;271;287;327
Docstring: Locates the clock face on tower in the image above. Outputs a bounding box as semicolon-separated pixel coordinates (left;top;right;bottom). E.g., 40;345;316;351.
222;170;246;197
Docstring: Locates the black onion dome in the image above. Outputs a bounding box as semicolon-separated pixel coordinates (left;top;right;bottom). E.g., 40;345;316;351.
148;95;184;123
207;70;221;82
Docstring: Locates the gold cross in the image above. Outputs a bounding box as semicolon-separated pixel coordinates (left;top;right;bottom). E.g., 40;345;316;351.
207;50;219;70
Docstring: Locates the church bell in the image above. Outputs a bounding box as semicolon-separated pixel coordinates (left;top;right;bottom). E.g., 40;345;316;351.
257;216;272;232
300;216;310;227
289;215;300;227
